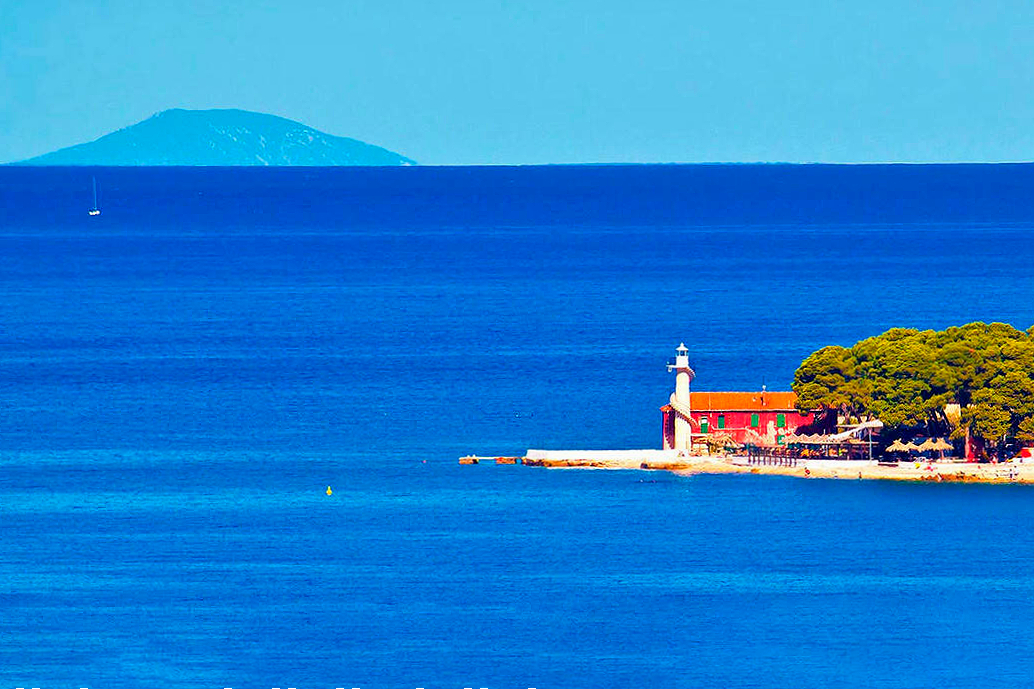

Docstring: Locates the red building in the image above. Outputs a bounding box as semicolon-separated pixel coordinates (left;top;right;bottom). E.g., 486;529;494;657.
661;391;815;449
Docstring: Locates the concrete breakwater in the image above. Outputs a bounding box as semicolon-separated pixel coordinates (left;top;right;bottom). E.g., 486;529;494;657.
524;449;681;469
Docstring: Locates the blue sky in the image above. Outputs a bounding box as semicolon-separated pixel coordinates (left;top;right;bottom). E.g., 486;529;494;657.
3;0;1034;164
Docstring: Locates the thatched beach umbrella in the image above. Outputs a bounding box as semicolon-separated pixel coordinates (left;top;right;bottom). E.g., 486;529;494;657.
887;439;909;452
916;438;943;463
931;438;953;461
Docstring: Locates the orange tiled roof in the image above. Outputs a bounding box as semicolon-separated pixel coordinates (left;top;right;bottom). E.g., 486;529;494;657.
689;391;798;411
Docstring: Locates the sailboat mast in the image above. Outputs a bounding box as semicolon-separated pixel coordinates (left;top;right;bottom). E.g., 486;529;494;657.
88;176;101;215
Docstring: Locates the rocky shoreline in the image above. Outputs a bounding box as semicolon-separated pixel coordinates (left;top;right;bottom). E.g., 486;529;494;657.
516;455;1034;484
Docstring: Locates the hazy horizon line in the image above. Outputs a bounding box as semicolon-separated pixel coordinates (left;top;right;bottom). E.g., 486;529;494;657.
7;160;1034;168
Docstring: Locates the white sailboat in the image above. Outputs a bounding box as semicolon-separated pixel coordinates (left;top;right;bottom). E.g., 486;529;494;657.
88;176;101;216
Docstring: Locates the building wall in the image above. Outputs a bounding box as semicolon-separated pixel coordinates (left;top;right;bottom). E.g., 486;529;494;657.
693;409;813;445
661;405;815;447
662;409;675;450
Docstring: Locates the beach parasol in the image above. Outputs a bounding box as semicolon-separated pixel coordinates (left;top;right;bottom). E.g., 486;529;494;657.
915;438;943;463
931;437;953;461
887;439;909;452
900;441;921;452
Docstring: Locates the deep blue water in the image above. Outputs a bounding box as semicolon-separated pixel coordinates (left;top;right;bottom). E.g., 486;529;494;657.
2;164;1034;688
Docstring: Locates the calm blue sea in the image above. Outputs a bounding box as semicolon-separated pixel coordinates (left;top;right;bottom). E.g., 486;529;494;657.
2;164;1034;689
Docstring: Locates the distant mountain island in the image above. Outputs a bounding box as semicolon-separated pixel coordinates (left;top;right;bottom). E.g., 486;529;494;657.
12;109;415;166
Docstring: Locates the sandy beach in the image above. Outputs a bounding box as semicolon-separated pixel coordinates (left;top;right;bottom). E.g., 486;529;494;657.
682;458;1034;483
516;455;1034;484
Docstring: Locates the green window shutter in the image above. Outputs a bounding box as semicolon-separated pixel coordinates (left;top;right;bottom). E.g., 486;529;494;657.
701;418;709;434
777;413;786;428
717;414;725;429
750;413;759;428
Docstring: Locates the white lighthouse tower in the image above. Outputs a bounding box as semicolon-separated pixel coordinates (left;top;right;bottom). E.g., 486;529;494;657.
667;343;696;449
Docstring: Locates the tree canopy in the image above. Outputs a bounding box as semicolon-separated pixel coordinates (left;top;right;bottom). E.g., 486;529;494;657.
792;322;1034;453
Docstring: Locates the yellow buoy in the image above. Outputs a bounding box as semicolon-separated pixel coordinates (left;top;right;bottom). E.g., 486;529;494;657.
325;485;333;496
